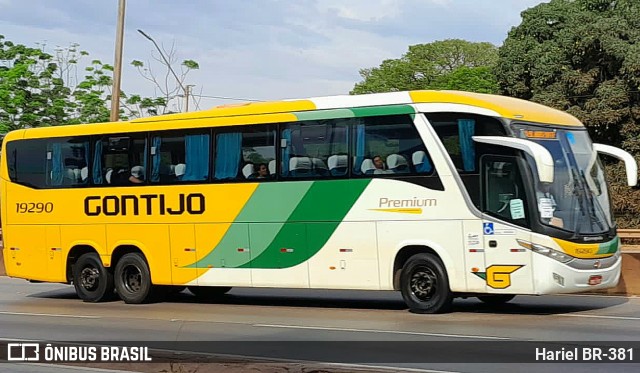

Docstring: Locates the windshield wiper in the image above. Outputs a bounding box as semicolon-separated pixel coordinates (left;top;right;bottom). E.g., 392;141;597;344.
570;168;605;233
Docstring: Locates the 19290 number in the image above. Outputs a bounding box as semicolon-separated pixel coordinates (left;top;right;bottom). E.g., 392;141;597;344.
16;202;54;213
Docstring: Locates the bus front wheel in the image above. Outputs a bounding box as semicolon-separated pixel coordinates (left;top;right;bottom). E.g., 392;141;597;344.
73;252;114;302
400;253;453;314
114;253;154;304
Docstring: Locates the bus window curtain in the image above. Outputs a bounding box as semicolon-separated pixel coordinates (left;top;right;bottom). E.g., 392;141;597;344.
142;139;148;179
458;119;476;172
183;134;210;181
151;137;162;182
416;152;433;173
82;141;90;184
92;140;103;184
51;143;63;186
281;128;292;176
353;122;365;174
214;132;242;180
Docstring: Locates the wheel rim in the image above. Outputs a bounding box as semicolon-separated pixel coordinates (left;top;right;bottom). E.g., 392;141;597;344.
409;265;438;301
121;264;143;293
80;266;100;292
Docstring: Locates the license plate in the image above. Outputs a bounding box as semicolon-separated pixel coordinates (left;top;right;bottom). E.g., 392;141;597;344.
588;275;602;286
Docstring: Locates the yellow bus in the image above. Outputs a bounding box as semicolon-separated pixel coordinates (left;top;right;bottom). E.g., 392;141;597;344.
1;90;637;313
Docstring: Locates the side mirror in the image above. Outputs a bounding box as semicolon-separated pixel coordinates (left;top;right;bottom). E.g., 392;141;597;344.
593;143;638;187
473;136;554;183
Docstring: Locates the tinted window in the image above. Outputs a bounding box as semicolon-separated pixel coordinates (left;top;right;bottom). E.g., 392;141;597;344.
46;138;90;187
93;135;147;186
215;126;275;181
353;115;434;177
281;119;350;178
6;137;89;189
426;113;506;173
426;113;507;208
241;127;276;180
150;131;210;183
6;139;48;188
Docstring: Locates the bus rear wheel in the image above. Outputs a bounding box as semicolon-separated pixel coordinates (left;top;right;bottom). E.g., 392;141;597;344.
73;252;114;302
188;286;232;298
400;253;453;314
477;295;516;305
115;253;154;304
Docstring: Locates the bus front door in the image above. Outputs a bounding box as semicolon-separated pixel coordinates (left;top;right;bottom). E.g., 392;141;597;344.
480;156;534;294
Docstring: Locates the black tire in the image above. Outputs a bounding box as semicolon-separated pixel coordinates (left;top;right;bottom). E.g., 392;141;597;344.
188;286;232;298
400;253;453;314
72;252;114;302
114;253;154;304
478;295;516;305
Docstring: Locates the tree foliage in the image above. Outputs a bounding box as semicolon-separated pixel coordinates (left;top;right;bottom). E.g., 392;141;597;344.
351;39;499;95
0;35;200;131
496;0;640;227
0;36;69;132
496;0;640;151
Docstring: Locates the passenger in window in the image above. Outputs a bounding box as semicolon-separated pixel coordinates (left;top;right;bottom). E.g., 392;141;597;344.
373;155;386;170
129;166;145;184
256;163;269;179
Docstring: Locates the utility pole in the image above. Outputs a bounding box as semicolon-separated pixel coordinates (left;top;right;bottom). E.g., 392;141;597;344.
110;0;126;122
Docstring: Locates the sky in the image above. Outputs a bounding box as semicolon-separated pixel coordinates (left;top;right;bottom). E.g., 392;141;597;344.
0;0;546;110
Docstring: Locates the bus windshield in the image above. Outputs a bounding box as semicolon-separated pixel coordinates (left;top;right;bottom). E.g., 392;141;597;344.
513;124;613;235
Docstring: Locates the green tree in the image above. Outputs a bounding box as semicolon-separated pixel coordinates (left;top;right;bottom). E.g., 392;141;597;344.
351;39;499;95
496;0;640;151
496;0;640;227
0;35;71;131
0;37;122;130
0;36;203;131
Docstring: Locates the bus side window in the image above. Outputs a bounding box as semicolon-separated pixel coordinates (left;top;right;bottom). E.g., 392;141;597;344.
94;135;147;186
241;127;275;181
352;114;433;177
5;139;48;188
280;120;348;179
150;132;210;184
46;137;90;188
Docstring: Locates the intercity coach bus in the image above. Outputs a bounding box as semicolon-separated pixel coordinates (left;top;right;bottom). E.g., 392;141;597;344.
1;90;637;313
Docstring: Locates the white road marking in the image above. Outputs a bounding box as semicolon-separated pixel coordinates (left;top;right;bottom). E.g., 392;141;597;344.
560;314;640;321
253;324;511;340
0;311;99;319
555;293;638;299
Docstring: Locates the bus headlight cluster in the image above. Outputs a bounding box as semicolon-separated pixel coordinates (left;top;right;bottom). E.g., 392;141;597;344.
516;239;574;263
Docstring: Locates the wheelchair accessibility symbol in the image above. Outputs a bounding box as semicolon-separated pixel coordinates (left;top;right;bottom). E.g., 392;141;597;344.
483;223;494;235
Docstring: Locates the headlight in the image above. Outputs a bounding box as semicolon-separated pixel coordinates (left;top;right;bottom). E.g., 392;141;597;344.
516;239;574;263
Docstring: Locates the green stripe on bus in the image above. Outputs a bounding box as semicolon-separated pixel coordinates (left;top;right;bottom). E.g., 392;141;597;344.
235;182;313;223
292;105;414;122
241;179;370;269
597;237;619;255
189;223;250;269
293;109;355;121
350;105;415;117
190;182;313;268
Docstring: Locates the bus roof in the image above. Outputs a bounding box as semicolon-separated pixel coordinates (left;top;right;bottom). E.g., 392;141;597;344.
131;90;582;127
8;90;583;141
